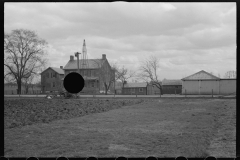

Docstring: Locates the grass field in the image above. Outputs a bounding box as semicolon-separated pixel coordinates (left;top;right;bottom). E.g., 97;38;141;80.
4;98;236;158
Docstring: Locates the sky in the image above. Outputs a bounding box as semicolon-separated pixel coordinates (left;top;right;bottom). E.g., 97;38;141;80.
4;2;236;81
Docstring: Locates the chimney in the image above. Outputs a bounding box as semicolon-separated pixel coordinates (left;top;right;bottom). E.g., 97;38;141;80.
102;54;106;60
70;55;74;61
60;66;63;69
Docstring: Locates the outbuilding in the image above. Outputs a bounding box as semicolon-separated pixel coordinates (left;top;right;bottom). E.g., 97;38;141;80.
122;82;147;95
181;70;236;95
162;79;182;94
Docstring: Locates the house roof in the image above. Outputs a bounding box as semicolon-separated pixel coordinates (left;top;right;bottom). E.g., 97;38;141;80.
50;67;64;74
181;70;220;80
124;82;147;88
148;81;162;86
64;59;105;70
162;79;182;85
41;67;64;75
61;76;99;81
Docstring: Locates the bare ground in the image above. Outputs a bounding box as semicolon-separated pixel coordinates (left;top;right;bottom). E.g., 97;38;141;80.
4;98;236;158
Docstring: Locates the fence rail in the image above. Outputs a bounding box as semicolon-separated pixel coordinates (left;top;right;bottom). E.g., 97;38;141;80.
4;90;42;95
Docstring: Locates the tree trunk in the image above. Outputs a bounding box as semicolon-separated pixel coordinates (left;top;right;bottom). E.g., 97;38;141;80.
25;85;29;94
104;83;108;95
32;85;34;94
17;80;21;94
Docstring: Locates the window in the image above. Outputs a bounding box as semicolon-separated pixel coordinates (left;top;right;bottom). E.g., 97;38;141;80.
131;88;135;93
52;82;55;88
46;73;49;78
92;82;94;87
139;88;143;92
91;70;94;77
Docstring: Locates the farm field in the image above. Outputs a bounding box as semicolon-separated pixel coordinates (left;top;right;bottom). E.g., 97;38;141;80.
4;98;236;158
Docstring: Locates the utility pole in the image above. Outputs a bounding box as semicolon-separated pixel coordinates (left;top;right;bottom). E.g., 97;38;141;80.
75;52;81;74
74;52;81;98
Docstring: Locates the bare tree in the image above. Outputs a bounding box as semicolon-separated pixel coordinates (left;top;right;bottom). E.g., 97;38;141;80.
117;66;135;88
4;29;48;94
109;62;123;94
210;72;214;76
22;74;35;94
23;70;43;94
224;70;236;78
138;55;163;97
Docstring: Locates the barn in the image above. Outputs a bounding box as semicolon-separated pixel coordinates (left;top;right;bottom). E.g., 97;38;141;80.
182;70;236;95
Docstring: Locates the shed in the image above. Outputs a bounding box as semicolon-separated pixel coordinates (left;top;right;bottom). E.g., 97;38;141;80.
122;82;147;95
181;70;236;95
162;79;182;94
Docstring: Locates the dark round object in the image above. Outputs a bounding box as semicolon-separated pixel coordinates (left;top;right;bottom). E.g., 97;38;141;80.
115;157;127;160
145;156;157;160
27;157;39;160
205;156;217;160
63;72;84;94
175;156;187;160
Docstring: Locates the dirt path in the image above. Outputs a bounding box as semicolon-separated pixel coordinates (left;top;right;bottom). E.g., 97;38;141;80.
207;99;236;157
4;98;236;157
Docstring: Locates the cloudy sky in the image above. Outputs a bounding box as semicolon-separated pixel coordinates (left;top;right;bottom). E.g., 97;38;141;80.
4;2;236;81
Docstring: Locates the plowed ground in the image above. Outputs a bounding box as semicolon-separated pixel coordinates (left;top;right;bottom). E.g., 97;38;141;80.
4;98;235;158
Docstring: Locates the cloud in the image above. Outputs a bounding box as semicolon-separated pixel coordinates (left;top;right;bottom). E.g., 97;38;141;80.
4;2;236;80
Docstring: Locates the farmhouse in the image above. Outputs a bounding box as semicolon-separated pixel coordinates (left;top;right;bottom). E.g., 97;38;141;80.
41;67;65;93
63;54;114;94
122;82;148;95
182;70;236;95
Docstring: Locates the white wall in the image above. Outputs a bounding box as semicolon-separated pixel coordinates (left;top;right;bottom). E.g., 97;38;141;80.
219;79;236;95
182;80;199;94
182;79;236;95
200;80;219;95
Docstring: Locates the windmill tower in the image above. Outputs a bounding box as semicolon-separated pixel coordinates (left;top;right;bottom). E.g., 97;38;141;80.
80;39;89;69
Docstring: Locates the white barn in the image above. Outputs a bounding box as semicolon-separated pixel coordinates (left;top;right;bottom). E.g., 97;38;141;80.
181;70;236;95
